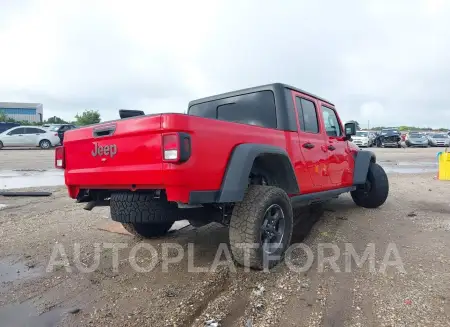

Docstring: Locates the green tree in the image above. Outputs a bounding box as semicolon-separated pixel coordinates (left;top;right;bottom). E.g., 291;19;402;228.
75;110;101;126
46;116;68;124
0;111;7;122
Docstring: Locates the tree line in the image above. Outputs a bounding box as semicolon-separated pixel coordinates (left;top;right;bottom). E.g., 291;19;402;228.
0;109;101;126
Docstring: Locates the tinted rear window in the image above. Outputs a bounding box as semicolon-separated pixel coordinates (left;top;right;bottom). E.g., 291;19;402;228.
188;90;277;128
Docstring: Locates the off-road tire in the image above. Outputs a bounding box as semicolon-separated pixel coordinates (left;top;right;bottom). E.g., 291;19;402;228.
229;185;293;270
110;192;180;223
351;162;389;208
122;222;173;238
39;139;52;149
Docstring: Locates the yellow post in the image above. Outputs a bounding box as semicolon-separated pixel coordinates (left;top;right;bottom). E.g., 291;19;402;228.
438;148;450;180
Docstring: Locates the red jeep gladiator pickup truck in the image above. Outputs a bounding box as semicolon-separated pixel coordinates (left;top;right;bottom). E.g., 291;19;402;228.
55;83;389;270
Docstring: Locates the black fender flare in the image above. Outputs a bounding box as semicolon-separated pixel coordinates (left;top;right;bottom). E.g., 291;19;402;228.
353;150;376;185
217;143;299;203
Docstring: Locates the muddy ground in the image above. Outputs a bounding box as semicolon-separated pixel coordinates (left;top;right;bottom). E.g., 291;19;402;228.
0;147;449;327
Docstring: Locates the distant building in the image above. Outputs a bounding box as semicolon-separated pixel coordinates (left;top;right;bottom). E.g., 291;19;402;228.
0;102;43;123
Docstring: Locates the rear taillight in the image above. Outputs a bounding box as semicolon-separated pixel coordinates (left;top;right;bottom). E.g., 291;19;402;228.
162;133;191;163
55;146;65;169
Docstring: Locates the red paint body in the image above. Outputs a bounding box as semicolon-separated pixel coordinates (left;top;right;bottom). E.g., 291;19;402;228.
59;90;359;203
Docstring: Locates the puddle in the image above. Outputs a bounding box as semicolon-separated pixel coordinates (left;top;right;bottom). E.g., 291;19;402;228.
0;300;65;327
0;257;43;284
382;166;437;174
0;258;65;326
0;169;64;189
395;161;437;167
379;161;438;174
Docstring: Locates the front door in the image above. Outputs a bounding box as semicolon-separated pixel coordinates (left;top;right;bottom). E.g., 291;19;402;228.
3;127;26;146
293;94;330;191
319;104;351;186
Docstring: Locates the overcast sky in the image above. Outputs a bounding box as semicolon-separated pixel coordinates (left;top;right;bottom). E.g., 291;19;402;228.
1;0;449;128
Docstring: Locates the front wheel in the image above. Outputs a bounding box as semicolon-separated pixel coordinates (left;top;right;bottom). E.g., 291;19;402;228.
351;162;389;208
0;141;3;150
122;222;173;238
229;185;293;270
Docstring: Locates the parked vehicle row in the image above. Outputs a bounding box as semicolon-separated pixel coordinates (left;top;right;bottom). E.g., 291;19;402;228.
350;129;450;149
0;124;77;150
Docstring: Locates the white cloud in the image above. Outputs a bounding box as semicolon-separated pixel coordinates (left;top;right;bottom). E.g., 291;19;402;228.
0;0;449;127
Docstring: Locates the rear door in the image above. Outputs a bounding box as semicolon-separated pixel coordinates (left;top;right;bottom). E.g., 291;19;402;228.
319;104;351;186
24;127;45;146
292;92;330;191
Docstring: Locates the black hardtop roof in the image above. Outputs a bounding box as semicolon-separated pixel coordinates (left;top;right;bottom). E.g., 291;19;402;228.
188;83;334;107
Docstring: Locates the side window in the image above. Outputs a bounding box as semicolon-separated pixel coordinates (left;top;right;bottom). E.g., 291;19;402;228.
295;97;319;133
25;128;46;134
8;127;25;135
189;91;277;129
320;106;342;137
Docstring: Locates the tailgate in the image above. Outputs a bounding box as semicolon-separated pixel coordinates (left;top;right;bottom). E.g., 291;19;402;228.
64;114;164;187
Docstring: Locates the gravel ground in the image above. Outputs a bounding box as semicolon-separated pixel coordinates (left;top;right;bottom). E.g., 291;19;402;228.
0;147;449;327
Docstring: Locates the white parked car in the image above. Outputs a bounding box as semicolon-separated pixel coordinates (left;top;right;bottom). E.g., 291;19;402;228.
351;130;373;147
0;126;61;150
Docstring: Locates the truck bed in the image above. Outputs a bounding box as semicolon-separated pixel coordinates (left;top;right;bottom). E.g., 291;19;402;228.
61;113;296;203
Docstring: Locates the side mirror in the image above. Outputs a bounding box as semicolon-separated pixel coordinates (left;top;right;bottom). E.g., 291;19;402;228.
344;122;356;140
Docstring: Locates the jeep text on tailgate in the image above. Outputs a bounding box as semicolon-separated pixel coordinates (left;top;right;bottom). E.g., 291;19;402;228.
55;83;389;270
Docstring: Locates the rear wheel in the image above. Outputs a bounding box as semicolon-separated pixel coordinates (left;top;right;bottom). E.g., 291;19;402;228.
0;141;3;150
39;139;51;149
351;162;389;208
229;185;293;270
122;222;173;238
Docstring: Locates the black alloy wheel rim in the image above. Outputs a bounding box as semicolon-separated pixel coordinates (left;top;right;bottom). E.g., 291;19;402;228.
260;204;285;254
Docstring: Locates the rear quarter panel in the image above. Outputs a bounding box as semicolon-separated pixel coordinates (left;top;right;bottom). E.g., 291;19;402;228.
160;114;298;202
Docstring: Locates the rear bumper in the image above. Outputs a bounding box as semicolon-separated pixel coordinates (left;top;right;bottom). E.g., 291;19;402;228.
65;163;222;205
407;141;428;147
66;164;164;199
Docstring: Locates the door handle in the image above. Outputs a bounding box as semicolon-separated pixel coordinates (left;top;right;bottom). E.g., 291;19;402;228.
328;145;336;151
302;142;315;149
